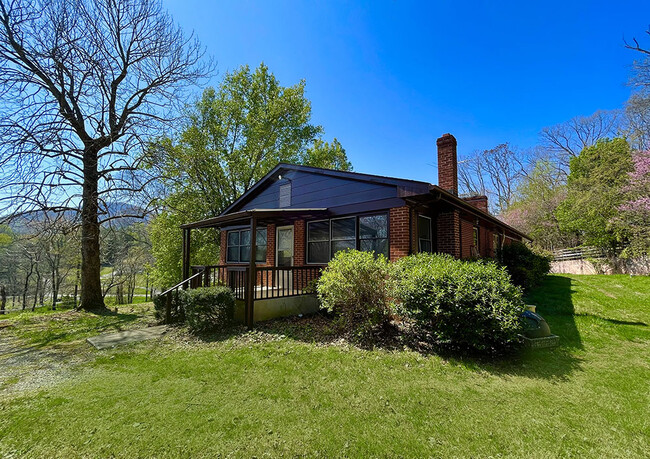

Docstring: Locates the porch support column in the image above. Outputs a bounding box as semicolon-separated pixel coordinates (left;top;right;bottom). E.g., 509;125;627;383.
182;228;191;287
246;216;257;328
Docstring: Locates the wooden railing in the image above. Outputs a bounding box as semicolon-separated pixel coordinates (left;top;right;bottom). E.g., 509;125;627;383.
553;247;607;262
191;265;247;300
190;264;322;301
254;266;321;299
157;264;323;326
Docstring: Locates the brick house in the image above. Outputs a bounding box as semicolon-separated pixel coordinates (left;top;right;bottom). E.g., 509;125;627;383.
179;133;528;325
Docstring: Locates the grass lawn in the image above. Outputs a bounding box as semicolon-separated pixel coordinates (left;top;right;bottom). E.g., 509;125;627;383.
1;274;649;457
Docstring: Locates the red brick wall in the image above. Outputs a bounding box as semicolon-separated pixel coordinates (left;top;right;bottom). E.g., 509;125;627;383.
266;224;276;266
460;218;474;259
437;133;458;195
481;228;491;257
463;195;489;213
437;209;460;258
293;220;305;266
390;206;410;260
219;230;227;265
410;208;419;254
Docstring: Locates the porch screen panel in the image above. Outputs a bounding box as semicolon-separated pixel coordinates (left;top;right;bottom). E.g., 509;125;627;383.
227;231;240;262
240;230;251;262
359;214;388;257
330;217;356;258
307;220;330;264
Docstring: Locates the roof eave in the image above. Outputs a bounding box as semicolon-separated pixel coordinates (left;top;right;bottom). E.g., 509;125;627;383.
424;186;531;241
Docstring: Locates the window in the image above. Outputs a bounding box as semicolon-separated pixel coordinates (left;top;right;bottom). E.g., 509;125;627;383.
359;214;388;257
473;226;480;250
307;220;330;264
279;182;291;207
330;217;356;258
226;228;267;263
418;215;432;253
307;213;388;263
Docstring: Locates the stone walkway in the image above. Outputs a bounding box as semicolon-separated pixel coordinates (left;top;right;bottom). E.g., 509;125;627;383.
86;325;168;350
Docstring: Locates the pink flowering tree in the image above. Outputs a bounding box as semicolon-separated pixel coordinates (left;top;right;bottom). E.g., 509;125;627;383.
618;150;650;256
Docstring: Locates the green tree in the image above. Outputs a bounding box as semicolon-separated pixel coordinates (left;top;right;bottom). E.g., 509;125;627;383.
149;63;351;286
302;138;352;171
556;138;634;250
502;159;574;250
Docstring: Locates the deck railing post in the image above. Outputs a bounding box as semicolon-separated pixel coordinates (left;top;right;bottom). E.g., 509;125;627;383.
246;216;257;328
182;228;191;289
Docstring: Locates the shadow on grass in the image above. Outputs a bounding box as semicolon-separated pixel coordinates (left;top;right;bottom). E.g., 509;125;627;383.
464;275;584;381
15;308;143;349
574;313;647;327
191;275;584;381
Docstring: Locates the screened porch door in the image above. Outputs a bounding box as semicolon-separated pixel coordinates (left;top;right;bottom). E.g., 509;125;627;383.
276;226;294;291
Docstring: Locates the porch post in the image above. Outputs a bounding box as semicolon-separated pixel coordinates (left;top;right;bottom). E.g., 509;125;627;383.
182;228;191;287
246;216;257;328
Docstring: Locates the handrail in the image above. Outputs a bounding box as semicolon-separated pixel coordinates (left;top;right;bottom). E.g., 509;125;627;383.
159;270;204;297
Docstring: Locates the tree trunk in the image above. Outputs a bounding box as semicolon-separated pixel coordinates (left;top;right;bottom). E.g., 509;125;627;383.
79;146;106;311
22;263;33;310
73;263;80;307
1;285;6;315
32;269;40;312
116;284;124;305
51;269;58;311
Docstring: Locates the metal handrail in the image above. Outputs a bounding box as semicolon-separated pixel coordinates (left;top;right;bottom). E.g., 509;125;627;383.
159;270;204;297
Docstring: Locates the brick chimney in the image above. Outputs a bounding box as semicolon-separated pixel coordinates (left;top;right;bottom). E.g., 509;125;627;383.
437;133;458;195
463;195;489;213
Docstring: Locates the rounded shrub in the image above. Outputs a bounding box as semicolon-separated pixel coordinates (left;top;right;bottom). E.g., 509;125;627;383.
317;250;393;340
153;292;185;323
497;242;551;291
394;253;525;354
182;285;235;333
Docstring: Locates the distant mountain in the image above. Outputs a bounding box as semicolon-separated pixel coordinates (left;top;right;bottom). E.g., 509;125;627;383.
3;201;149;233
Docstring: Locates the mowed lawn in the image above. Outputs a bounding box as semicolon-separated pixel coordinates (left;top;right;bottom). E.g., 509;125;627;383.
1;274;649;457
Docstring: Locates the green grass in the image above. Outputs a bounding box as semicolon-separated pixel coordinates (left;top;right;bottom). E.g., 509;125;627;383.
1;274;649;457
1;302;155;347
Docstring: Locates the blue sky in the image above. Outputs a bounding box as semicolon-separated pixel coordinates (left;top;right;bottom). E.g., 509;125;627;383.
163;0;650;183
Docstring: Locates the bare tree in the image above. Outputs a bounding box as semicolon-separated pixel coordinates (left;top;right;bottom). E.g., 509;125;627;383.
539;110;622;174
458;143;525;215
0;0;211;310
624;28;650;151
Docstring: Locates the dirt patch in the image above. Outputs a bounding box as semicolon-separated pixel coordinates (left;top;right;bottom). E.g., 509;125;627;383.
0;333;93;396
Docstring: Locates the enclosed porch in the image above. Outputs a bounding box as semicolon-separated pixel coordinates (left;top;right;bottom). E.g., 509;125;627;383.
178;208;329;327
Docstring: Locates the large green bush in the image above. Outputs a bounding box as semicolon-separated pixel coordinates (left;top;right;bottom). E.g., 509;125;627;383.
182;286;235;333
153;290;185;323
317;250;393;340
154;285;234;333
394;253;525;353
497;242;551;291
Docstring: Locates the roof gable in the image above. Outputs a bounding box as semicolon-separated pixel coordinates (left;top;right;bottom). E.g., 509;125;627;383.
221;163;431;215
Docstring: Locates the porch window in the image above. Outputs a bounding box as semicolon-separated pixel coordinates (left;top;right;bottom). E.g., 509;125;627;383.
359;214;388;257
307;220;330;264
226;228;267;263
330;217;356;258
417;215;432;253
307;213;388;263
